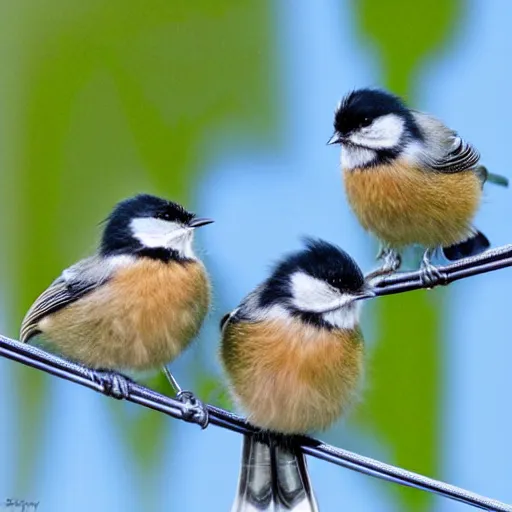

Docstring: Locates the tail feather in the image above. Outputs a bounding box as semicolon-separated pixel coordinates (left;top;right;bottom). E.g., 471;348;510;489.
487;172;509;187
231;434;273;511
273;441;318;511
442;230;490;261
475;165;509;187
231;435;318;512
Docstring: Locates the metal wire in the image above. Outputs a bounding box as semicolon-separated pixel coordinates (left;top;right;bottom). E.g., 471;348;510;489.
370;244;512;295
1;332;510;511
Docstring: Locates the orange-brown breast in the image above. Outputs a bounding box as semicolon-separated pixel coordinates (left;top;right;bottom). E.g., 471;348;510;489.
343;162;482;248
38;259;210;371
221;319;363;434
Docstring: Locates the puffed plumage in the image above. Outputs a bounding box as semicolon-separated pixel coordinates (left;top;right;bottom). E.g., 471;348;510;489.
222;318;363;434
344;160;481;249
27;259;209;371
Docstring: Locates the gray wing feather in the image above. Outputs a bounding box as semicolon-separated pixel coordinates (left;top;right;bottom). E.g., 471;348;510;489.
423;136;480;173
20;256;116;343
412;111;480;173
220;285;268;334
220;308;240;334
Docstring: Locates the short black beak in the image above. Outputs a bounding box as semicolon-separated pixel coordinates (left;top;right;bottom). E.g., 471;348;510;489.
189;217;214;228
327;132;342;145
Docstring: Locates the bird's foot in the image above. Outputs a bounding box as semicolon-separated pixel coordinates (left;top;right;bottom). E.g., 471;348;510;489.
419;250;448;288
419;263;448;289
176;390;209;429
92;370;133;400
366;248;402;281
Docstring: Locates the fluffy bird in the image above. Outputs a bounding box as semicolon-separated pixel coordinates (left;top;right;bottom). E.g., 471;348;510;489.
220;239;374;511
328;88;508;281
20;194;212;418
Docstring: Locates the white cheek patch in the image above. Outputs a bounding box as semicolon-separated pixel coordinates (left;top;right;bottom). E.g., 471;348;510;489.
341;145;377;170
131;217;182;247
322;302;361;330
290;272;343;313
130;217;196;259
290;271;363;328
178;234;196;259
349;113;405;150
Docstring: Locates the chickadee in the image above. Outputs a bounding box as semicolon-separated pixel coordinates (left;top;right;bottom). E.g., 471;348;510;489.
328;88;508;281
20;194;213;417
220;239;374;511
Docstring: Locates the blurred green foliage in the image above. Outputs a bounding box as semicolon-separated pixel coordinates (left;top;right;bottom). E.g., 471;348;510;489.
352;0;463;509
0;0;274;498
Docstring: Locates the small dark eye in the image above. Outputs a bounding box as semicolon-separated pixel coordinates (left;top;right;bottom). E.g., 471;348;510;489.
156;211;171;220
360;117;372;128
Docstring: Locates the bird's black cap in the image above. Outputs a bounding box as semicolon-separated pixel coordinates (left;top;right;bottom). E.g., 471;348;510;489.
100;194;196;257
108;194;194;225
333;88;421;140
259;238;365;308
